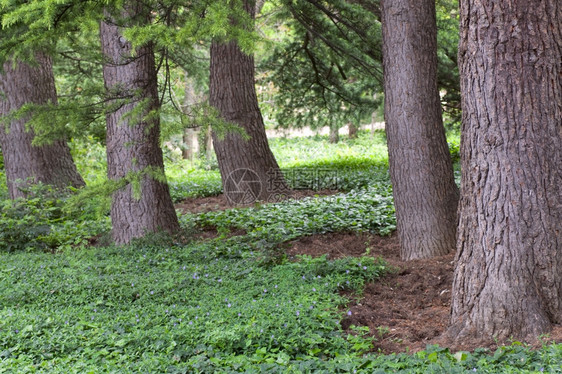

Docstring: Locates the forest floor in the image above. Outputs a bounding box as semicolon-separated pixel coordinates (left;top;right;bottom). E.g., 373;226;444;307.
179;192;562;356
176;189;338;214
287;231;454;354
288;231;562;354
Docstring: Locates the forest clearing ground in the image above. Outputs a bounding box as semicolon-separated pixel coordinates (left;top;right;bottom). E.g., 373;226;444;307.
287;231;454;354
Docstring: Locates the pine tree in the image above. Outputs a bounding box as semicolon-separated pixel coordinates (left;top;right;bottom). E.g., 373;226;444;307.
209;0;288;204
381;0;458;260
100;1;179;244
449;0;562;343
0;53;85;199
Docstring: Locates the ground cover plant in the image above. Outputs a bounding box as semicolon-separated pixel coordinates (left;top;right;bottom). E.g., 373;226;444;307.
166;131;392;201
0;237;388;372
1;132;561;372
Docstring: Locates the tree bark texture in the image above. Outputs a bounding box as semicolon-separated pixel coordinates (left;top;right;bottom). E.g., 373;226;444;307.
381;0;459;260
182;128;197;160
100;3;179;244
0;54;85;199
449;0;562;343
209;0;288;204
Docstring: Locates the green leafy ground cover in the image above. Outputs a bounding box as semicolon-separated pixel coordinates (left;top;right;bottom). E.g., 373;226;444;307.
166;131;391;200
1;132;561;372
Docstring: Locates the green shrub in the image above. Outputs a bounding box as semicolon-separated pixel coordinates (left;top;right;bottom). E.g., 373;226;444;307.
0;183;109;252
448;139;460;164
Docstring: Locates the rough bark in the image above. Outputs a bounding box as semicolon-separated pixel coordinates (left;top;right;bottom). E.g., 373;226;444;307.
209;0;288;204
100;2;179;244
381;0;459;260
0;54;85;199
449;0;562;343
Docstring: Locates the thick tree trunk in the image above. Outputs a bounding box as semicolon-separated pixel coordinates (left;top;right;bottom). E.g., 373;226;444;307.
449;0;562;343
0;54;85;199
381;0;459;260
100;3;179;244
209;0;288;204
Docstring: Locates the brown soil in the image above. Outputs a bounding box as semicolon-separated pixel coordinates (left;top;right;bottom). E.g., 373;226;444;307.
176;189;338;215
286;231;562;354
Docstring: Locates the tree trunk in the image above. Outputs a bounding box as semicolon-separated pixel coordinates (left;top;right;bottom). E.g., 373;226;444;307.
209;0;288;204
182;129;197;160
100;3;179;244
348;121;358;139
381;0;459;260
182;81;198;160
449;0;562;343
0;54;85;199
329;124;340;143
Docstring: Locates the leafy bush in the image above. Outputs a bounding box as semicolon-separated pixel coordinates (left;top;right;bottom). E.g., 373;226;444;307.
0;170;8;201
168;170;223;201
0;184;110;252
448;138;460;164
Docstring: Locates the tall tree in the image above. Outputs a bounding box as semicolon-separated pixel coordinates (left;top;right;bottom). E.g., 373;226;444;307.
0;53;85;199
449;0;562;342
209;0;288;204
381;0;459;260
100;2;179;244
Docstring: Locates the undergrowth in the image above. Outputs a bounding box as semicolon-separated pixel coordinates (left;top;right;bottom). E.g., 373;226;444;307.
1;132;560;372
0;239;387;372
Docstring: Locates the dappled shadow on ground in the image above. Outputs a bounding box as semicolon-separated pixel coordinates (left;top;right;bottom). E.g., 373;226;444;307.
286;232;562;354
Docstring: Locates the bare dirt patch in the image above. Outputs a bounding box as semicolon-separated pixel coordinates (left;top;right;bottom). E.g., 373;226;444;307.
286;232;562;354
